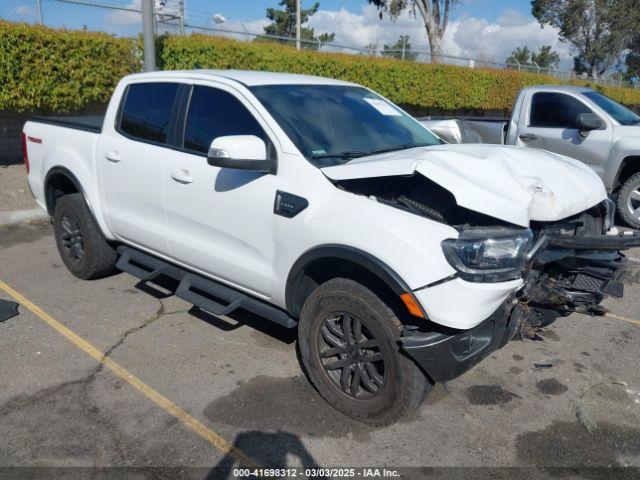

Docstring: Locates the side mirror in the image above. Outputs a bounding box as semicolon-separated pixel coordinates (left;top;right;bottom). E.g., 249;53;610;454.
575;113;604;137
207;135;276;173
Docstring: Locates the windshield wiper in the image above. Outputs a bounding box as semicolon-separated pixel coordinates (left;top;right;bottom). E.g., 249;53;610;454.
311;143;432;161
367;143;434;155
311;150;370;160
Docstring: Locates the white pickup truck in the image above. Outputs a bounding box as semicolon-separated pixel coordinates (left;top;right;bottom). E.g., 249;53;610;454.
421;86;640;228
22;70;640;425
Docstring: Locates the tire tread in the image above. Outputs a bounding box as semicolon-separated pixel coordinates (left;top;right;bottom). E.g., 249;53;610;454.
617;172;640;229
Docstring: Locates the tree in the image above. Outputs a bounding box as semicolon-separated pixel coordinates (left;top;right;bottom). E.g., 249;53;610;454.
506;46;531;66
263;0;335;50
363;43;378;56
507;45;560;69
367;1;460;62
532;0;638;78
382;35;418;60
625;36;640;81
531;45;560;69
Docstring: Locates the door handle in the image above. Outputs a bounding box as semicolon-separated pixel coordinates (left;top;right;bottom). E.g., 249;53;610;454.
171;169;194;184
519;133;538;142
105;151;122;163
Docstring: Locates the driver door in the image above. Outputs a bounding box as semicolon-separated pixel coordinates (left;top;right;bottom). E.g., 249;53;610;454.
516;91;611;178
164;83;281;297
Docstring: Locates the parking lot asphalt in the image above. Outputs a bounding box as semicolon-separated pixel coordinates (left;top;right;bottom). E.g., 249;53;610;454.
0;221;639;476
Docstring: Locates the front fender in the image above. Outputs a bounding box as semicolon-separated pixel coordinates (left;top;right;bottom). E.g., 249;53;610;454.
605;136;640;190
273;190;459;308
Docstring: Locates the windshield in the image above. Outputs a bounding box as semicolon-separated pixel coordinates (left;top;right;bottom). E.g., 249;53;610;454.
582;91;640;126
249;84;441;167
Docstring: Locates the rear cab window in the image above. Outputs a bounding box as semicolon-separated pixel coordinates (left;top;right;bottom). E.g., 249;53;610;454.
118;82;180;143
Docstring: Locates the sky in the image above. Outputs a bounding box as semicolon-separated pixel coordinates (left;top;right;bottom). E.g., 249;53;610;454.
208;0;533;23
5;0;573;68
210;0;572;67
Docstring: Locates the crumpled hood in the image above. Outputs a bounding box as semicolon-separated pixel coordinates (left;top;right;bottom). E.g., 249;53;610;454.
321;144;606;227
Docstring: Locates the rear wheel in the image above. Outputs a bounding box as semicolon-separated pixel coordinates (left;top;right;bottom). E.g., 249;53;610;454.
53;193;117;279
617;172;640;229
298;278;430;426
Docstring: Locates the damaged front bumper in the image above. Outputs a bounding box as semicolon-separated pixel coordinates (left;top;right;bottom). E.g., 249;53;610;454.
542;229;640;250
401;297;517;382
401;227;640;382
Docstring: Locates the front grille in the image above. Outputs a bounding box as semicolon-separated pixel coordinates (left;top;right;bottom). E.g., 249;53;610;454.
531;199;611;242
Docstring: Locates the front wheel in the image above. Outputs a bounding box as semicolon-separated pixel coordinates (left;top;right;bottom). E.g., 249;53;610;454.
617;172;640;229
298;278;430;426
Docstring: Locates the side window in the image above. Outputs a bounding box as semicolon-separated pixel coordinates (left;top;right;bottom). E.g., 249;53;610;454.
119;83;179;143
530;92;592;128
183;86;268;154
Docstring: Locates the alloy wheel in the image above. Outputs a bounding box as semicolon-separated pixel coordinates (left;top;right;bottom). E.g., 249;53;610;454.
60;212;85;263
626;183;640;220
317;312;387;399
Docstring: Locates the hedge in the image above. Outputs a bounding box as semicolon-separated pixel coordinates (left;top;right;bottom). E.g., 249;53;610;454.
161;34;640;112
2;21;639;113
0;21;138;112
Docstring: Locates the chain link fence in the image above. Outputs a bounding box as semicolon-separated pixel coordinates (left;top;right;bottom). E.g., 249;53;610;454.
4;0;637;88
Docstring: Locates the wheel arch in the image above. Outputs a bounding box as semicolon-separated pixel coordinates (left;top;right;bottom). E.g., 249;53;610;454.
285;245;419;320
613;155;640;191
44;166;87;216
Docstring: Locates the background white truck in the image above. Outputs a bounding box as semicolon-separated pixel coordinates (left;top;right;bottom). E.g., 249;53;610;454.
421;86;640;228
21;70;640;425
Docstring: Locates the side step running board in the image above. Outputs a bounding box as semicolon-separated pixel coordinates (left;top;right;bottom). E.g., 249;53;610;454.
115;246;297;329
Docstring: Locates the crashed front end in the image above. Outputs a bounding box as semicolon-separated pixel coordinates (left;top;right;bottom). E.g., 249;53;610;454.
517;200;638;338
323;145;640;382
401;199;640;382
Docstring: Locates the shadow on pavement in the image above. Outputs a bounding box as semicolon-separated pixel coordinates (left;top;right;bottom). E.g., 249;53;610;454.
207;430;326;479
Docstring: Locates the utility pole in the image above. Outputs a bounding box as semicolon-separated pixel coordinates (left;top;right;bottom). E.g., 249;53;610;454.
179;0;185;35
401;36;406;61
35;0;43;24
142;0;156;71
295;0;301;50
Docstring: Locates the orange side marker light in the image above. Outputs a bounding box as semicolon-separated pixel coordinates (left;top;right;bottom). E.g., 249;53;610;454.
400;292;426;319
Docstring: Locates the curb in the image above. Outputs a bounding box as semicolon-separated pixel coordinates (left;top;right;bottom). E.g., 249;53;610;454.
0;208;49;227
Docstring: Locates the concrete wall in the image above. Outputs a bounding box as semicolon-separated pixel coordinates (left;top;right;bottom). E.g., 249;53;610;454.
0;110;31;165
0;104;107;165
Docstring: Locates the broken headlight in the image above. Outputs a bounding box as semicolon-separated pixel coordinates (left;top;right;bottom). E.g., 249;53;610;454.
441;228;533;282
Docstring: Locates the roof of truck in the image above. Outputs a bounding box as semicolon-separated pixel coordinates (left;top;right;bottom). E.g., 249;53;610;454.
124;69;358;87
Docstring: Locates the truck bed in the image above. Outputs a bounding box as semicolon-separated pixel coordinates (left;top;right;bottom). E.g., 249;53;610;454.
23;115;103;215
30;115;104;134
419;117;509;145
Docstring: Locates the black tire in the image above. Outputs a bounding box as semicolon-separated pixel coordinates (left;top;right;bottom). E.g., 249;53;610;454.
53;193;117;279
617;172;640;229
298;278;430;426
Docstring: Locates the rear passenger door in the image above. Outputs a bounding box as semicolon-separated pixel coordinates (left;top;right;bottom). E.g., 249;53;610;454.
98;82;182;254
164;83;280;297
